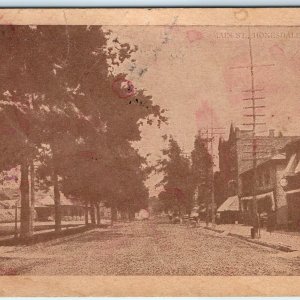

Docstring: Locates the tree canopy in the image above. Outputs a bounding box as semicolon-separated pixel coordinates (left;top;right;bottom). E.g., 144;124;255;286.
0;25;166;237
157;136;193;213
190;131;213;211
157;132;213;215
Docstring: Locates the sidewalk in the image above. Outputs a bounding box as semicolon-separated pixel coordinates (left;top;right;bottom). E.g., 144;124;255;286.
0;219;112;244
0;220;85;238
200;222;300;252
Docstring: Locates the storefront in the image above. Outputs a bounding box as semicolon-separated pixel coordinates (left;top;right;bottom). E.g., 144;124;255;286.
241;192;275;227
280;139;300;231
217;195;239;224
285;189;300;230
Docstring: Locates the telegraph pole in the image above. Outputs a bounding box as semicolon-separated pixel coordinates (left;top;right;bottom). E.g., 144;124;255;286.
231;27;274;238
201;121;224;228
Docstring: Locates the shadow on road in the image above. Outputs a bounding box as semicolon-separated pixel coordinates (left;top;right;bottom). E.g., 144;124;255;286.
45;230;133;247
0;225;93;246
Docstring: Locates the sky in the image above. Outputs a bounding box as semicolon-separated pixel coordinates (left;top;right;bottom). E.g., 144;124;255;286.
106;25;300;196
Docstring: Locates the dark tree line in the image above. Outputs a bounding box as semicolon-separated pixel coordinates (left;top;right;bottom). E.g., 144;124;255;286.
157;132;212;215
0;25;166;238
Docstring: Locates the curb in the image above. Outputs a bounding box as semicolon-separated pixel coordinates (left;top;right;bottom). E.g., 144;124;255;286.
202;225;294;253
228;232;294;252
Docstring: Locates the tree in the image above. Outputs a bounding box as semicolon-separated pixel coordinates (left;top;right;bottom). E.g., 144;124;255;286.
35;26;165;225
157;136;192;214
0;26;103;234
0;26;47;238
190;131;213;219
33;26;110;230
0;25;166;237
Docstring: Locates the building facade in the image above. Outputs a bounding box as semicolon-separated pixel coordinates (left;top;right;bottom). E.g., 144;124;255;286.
239;154;287;227
280;139;300;230
218;124;299;224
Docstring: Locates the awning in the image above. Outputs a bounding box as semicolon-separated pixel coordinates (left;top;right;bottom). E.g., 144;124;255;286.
284;153;297;176
217;195;239;212
286;188;300;195
241;191;274;201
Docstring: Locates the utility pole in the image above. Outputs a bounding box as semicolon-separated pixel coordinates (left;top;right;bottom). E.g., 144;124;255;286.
201;122;225;228
231;27;274;238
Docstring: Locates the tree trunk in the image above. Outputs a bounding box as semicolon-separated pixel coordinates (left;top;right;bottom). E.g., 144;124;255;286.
96;202;101;226
205;194;209;227
110;207;114;227
53;167;62;232
128;204;135;222
85;199;89;225
30;160;35;231
110;202;116;226
127;206;130;222
90;200;96;225
20;161;33;238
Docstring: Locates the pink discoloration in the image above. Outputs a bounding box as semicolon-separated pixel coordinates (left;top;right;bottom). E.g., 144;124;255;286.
222;52;276;104
195;100;213;120
165;187;184;199
269;44;285;58
223;49;287;108
112;78;136;99
186;30;203;43
0;267;19;275
3;175;18;182
195;100;220;129
2;127;17;136
288;50;300;76
76;150;100;161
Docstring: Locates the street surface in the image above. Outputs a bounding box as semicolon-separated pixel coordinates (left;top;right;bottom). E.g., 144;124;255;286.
0;217;300;275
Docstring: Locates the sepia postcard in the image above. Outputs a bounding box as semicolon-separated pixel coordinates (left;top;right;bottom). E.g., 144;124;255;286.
1;7;300;297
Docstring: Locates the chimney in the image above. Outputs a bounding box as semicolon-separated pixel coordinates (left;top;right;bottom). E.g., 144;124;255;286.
269;129;275;137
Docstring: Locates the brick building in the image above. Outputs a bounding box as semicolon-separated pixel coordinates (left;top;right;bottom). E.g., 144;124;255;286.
280;139;300;230
239;153;287;227
218;123;299;223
